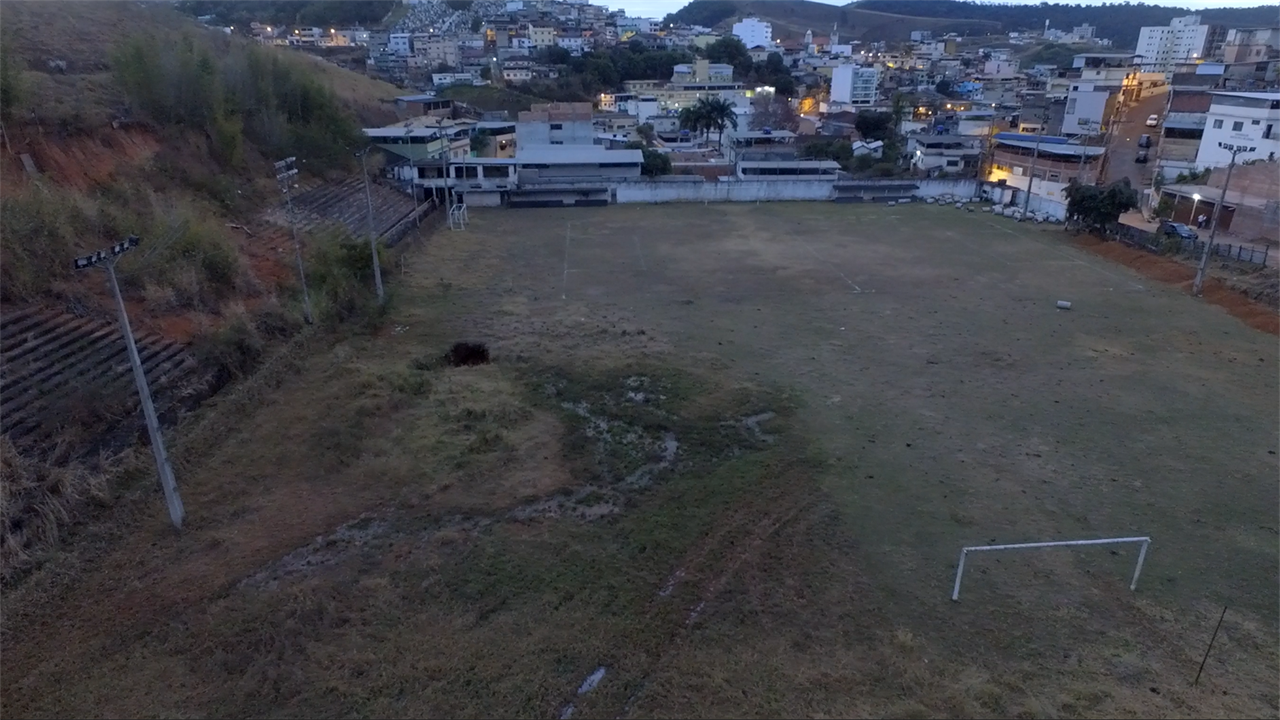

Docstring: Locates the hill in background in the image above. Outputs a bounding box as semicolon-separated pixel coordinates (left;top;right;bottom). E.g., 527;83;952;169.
666;0;1279;48
853;1;1280;50
665;0;1000;41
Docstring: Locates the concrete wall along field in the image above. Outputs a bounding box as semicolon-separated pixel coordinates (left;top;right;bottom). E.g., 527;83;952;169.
614;177;984;205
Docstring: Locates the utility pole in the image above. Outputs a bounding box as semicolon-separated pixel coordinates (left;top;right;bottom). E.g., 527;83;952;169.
1192;142;1254;296
1076;119;1099;182
274;158;314;324
1018;106;1047;222
356;146;385;304
74;237;184;530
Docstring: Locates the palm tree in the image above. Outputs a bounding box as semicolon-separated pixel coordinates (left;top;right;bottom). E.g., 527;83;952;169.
694;96;739;151
678;105;706;144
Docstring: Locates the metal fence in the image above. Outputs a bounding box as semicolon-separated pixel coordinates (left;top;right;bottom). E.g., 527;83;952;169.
1113;224;1271;267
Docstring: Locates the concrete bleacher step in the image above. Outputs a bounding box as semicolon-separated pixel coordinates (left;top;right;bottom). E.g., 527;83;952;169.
0;309;210;457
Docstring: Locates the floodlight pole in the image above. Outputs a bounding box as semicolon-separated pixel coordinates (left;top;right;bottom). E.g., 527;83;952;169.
274;157;314;324
1192;143;1253;296
356;147;386;304
75;237;184;530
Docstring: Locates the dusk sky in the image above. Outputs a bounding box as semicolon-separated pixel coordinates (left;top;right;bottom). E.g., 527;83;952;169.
616;0;1266;20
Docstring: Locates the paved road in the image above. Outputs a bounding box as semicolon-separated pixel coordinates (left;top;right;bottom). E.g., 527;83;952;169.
1104;91;1169;187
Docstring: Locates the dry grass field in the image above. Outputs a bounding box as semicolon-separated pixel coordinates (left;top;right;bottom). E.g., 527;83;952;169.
3;203;1276;718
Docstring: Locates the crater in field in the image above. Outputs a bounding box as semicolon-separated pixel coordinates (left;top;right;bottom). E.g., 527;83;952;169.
446;342;490;367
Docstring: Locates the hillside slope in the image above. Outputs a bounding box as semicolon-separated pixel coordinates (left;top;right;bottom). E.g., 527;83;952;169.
665;0;1000;42
1;1;403;314
852;0;1280;49
0;1;418;572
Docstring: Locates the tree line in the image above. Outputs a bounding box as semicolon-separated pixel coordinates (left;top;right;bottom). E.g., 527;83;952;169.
523;36;798;104
177;1;397;29
112;32;364;171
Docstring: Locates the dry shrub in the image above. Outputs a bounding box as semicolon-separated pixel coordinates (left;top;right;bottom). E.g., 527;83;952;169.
0;436;107;583
191;305;265;383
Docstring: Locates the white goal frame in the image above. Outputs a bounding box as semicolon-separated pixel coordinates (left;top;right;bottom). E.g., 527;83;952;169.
447;202;469;230
950;536;1150;602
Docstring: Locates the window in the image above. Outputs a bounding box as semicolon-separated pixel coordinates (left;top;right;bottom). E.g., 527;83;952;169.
1232;121;1244;132
550;123;563;130
1212;119;1223;129
1265;124;1274;140
1251;119;1261;125
550;140;563;145
945;159;960;167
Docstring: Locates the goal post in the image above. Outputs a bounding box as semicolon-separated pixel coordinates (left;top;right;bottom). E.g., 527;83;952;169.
950;536;1150;602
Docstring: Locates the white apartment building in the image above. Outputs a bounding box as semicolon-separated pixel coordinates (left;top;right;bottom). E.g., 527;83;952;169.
618;16;659;35
1061;82;1113;135
556;36;585;53
831;64;879;106
1135;15;1210;71
1194;91;1279;167
389;32;412;55
732;17;772;49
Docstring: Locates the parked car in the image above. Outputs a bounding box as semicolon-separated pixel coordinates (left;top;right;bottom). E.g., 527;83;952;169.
1160;220;1199;240
1135;149;1149;163
1145;114;1160;127
1138;134;1152;148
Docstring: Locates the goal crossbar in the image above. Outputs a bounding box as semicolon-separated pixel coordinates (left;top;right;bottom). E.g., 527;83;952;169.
951;536;1150;602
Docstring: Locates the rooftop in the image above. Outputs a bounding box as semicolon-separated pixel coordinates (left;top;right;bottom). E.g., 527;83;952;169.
1208;91;1280;101
515;144;643;165
1162;183;1274;210
729;129;799;140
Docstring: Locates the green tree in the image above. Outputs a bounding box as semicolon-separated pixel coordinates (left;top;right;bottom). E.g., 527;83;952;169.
470;16;483;33
470;130;490;156
678;104;707;140
764;52;786;75
854;110;895;142
694;95;738;150
479;65;491;80
801;138;853;163
542;45;572;65
935;79;953;96
113;32;361;172
1064;179;1139;233
640;147;671;176
705;36;752;78
636;122;656;147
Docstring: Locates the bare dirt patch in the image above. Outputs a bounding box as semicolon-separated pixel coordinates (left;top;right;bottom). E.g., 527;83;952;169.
1073;235;1278;335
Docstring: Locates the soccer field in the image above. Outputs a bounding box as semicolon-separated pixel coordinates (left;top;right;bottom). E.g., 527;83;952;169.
422;201;1279;713
475;201;1277;611
6;201;1276;718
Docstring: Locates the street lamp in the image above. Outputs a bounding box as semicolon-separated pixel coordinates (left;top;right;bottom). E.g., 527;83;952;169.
1190;192;1201;226
1191;142;1255;296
